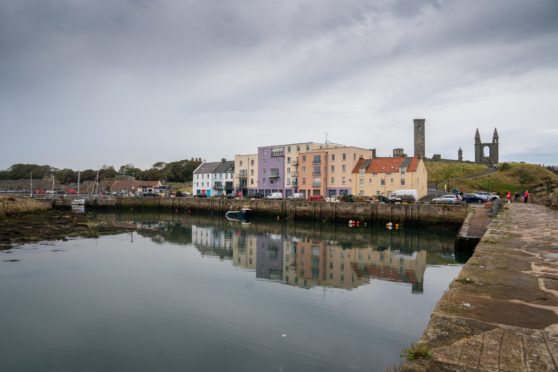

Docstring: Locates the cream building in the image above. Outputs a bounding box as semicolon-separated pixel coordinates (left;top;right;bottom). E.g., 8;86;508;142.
233;154;258;197
351;156;427;199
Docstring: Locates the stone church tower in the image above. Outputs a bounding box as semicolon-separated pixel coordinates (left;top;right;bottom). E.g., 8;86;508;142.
413;119;425;159
474;128;499;165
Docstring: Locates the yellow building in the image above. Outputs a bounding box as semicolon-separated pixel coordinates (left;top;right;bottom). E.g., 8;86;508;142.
351;156;427;199
233;154;258;196
296;146;374;197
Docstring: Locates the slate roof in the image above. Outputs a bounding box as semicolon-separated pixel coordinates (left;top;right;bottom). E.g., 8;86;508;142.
193;162;221;174
194;160;234;174
213;161;234;174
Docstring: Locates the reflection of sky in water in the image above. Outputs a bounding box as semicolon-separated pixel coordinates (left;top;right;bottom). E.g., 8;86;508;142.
0;215;462;372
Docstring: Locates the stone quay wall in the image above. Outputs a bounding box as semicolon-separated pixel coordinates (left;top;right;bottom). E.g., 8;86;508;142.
77;197;468;226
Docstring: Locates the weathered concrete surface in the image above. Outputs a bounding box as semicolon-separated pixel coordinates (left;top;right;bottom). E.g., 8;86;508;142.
455;204;494;254
404;203;558;371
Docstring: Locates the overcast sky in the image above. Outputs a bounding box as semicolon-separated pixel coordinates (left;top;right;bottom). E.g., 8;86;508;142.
1;0;557;170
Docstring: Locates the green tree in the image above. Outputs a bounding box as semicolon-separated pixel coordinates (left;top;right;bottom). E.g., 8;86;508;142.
55;168;78;184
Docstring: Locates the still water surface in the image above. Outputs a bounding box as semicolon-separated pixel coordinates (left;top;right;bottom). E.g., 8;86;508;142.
0;212;463;371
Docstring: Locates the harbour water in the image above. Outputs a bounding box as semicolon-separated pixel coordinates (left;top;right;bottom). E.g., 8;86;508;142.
0;212;462;371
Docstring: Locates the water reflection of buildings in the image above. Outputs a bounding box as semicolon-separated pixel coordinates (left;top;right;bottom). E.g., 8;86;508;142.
190;226;426;293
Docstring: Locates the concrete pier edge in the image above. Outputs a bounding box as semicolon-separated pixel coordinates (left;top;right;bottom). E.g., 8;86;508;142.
403;203;558;371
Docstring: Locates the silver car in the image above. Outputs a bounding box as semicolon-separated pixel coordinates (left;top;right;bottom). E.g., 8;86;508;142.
432;194;462;204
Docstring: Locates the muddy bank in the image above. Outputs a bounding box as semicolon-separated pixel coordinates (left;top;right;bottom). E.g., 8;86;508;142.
0;209;134;250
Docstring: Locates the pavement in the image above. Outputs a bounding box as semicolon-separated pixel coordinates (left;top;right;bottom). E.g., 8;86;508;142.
404;203;558;371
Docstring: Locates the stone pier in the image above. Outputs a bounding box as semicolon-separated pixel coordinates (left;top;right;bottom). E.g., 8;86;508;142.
404;203;558;371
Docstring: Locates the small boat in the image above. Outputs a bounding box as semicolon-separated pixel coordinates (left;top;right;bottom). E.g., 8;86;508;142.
71;198;86;206
225;207;252;222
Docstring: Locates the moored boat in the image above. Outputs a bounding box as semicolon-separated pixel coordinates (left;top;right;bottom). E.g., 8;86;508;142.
225;207;252;222
71;198;86;206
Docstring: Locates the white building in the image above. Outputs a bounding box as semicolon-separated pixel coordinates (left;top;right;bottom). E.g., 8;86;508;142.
193;159;235;197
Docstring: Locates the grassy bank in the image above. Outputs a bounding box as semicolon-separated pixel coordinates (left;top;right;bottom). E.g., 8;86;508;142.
0;196;51;217
425;161;558;196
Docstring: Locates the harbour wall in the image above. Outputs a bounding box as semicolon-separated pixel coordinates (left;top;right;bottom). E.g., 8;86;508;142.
58;197;468;226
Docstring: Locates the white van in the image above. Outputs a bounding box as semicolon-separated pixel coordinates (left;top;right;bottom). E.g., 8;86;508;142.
266;192;283;199
288;192;304;199
388;189;418;203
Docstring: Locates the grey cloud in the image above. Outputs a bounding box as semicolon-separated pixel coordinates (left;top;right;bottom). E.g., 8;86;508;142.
0;0;557;168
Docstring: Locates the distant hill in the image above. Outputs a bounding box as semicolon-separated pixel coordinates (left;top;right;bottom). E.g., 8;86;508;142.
425;160;558;195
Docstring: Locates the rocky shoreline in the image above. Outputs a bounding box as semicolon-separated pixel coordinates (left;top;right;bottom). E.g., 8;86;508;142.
0;209;133;250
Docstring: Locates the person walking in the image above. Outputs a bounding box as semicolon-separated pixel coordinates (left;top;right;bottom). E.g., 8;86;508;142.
524;190;529;203
506;191;512;204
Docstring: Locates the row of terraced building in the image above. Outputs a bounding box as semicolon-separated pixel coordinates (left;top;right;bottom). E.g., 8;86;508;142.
193;141;427;200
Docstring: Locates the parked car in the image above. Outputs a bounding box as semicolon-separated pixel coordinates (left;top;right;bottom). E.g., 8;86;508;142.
475;191;499;202
326;197;340;203
249;193;264;199
308;195;324;201
462;193;484;203
432;194;462;204
266;192;283;199
288;192;304;200
388;189;417;204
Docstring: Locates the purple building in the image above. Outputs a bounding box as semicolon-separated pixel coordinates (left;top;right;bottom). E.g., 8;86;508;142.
257;145;286;196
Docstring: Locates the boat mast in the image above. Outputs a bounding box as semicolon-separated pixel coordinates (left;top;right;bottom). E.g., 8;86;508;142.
94;169;100;196
30;171;33;198
77;170;81;196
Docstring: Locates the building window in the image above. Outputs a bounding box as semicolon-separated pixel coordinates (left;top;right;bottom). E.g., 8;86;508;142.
287;157;290;163
391;178;394;183
381;179;385;186
331;165;334;172
313;155;321;163
251;159;254;166
342;164;346;172
297;145;300;151
306;145;310;150
359;178;364;186
401;169;406;175
302;155;306;162
302;178;306;185
331;154;335;161
263;178;266;184
372;172;377;176
287;168;290;174
342;176;346;185
288;146;291;153
369;178;372;184
271;147;284;157
401;179;406;186
250;169;254;175
313;166;321;175
240;161;243;166
251;179;254;185
342;153;346;161
331;177;334;184
353;153;356;160
302;166;306;174
287;178;291;185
